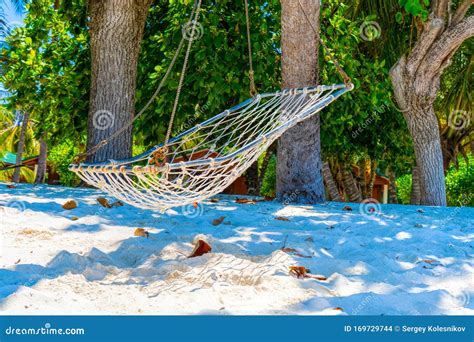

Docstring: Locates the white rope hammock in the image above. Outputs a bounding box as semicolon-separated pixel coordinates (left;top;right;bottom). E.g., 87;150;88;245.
70;84;353;211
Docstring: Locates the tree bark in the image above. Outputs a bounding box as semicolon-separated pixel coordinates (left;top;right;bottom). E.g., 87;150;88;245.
388;169;399;204
322;161;342;201
276;0;324;204
86;0;153;162
35;134;47;184
12;111;30;183
410;166;421;205
342;168;363;203
390;7;474;206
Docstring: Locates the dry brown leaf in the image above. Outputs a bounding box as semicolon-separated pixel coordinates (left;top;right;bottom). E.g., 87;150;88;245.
212;216;225;226
282;247;298;253
342;206;353;211
70;216;79;221
333;307;344;311
111;201;124;207
235;198;257;204
62;200;77;210
134;228;149;238
6;184;16;189
275;216;290;221
422;259;439;264
307;275;327;281
193;202;199;208
289;266;309;279
209;198;220;203
97;197;112;208
189;239;212;258
294;252;312;259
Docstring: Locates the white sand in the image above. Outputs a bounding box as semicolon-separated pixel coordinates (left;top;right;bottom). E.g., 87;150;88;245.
0;183;472;315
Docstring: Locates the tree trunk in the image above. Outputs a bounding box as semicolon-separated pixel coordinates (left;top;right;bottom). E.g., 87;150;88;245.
246;161;259;195
388;169;399;204
12;111;30;183
276;0;324;204
367;160;377;199
390;7;474;206
410;166;421;205
322;161;342;201
86;0;153;162
342;168;363;203
35;134;47;184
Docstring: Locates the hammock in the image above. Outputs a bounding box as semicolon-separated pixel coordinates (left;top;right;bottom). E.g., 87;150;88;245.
70;84;352;211
69;0;354;211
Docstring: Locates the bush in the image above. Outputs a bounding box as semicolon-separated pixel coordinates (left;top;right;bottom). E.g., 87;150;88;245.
446;156;474;207
396;156;474;207
48;140;81;187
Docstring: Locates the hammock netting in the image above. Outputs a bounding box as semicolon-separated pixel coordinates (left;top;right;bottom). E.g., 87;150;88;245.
70;83;352;211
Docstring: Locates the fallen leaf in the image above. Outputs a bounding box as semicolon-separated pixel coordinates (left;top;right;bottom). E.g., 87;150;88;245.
6;184;16;189
342;206;353;211
209;198;220;203
193;202;199;208
282;247;298;253
305;237;314;242
70;216;79;221
111;201;124;207
189;239;212;258
333;307;344;311
134;228;149;238
289;266;309;279
275;216;290;221
97;197;112;208
294;252;312;259
417;209;424;213
62;200;77;210
422;259;440;265
307;275;327;281
14;259;21;264
212;216;225;226
235;198;257;204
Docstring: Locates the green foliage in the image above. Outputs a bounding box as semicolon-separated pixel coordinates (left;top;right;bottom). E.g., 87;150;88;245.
396;173;412;204
445;156;474;207
259;154;276;198
47;139;80;186
397;0;430;21
397;156;474;207
135;0;281;146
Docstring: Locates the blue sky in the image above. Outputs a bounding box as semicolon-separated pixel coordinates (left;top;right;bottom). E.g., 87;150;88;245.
1;1;25;96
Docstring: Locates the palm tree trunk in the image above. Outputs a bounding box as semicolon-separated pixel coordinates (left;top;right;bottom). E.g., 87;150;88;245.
342;168;363;203
12;111;30;183
388;169;399;204
322;161;341;201
276;0;324;204
34;133;47;184
86;0;153;162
